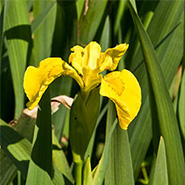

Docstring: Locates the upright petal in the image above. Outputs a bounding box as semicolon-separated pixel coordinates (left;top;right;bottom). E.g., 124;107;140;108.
83;42;101;70
100;69;141;130
24;58;83;110
69;42;101;72
69;45;84;74
100;44;129;72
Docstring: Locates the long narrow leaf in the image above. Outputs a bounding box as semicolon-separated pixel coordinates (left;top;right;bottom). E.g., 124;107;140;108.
128;2;185;185
31;1;56;34
26;89;52;185
78;0;108;44
129;13;184;181
91;119;117;185
105;101;134;185
32;0;56;65
178;68;185;149
152;137;168;185
4;0;31;117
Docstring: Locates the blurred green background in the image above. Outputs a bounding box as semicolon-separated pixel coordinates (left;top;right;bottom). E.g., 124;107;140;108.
0;0;184;185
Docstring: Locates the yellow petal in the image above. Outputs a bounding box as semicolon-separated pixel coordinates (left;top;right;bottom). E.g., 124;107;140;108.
82;66;102;92
24;58;83;110
69;45;84;74
100;69;141;130
101;44;129;71
83;41;101;69
69;42;102;91
69;41;101;72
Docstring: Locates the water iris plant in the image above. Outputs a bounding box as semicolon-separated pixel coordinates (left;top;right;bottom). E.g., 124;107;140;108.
24;41;141;130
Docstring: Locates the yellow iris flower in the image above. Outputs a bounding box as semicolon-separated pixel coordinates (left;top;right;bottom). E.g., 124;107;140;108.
24;41;141;130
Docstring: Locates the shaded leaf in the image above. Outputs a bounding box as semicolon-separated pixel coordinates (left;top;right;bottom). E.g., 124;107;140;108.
0;150;17;185
70;88;100;160
91;119;117;185
28;89;52;178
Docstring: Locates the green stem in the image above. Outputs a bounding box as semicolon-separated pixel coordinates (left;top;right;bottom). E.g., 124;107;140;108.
74;161;83;185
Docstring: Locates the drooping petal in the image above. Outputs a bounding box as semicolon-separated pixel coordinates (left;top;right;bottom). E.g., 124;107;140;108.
24;58;83;110
100;69;141;130
100;44;129;72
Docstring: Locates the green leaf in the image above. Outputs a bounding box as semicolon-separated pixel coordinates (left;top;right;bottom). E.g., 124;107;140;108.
50;77;73;141
70;88;100;160
99;16;110;51
129;1;184;179
0;56;15;122
52;134;74;183
148;156;156;185
83;157;93;185
104;101;134;185
4;0;31;117
128;1;185;185
76;0;85;20
152;137;168;185
0;119;66;185
12;112;35;142
51;0;77;59
26;159;53;185
84;101;108;160
78;0;108;44
31;1;56;34
0;108;34;185
114;0;127;36
0;150;17;185
0;119;31;177
130;1;184;72
32;0;56;65
0;0;4;63
0;0;4;14
178;68;185;148
129;97;152;179
91;119;117;185
26;88;52;183
49;2;77;136
129;0;137;13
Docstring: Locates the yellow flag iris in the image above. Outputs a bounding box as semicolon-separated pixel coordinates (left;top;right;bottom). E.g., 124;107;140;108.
24;41;141;130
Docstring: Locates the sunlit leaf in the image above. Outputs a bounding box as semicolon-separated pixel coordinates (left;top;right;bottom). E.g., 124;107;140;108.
4;0;31;117
152;137;168;185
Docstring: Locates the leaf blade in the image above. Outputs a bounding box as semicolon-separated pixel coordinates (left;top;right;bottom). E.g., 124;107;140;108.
152;137;168;185
128;2;185;185
4;0;31;117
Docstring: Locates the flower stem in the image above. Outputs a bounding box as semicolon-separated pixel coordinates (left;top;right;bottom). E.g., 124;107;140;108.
74;161;83;185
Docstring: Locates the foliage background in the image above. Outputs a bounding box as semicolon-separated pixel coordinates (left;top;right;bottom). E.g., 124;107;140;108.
0;0;184;185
